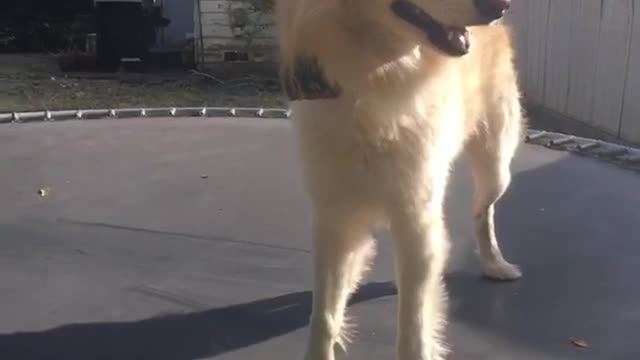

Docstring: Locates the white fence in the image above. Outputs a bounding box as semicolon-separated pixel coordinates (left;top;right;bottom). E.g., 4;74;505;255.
509;0;639;144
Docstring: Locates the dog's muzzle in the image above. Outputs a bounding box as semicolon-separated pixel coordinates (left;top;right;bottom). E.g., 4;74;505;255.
391;0;511;56
391;0;470;56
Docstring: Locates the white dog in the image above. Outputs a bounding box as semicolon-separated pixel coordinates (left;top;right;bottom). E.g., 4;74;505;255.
275;0;524;359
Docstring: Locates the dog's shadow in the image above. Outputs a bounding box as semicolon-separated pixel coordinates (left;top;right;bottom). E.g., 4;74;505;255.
0;282;397;360
0;270;608;360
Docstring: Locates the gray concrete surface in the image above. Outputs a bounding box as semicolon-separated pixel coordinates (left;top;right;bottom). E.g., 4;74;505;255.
0;117;638;360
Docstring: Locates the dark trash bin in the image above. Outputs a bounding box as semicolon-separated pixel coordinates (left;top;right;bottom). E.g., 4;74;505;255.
95;0;147;70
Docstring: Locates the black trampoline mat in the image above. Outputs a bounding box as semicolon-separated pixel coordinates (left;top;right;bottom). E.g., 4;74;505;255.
0;117;638;360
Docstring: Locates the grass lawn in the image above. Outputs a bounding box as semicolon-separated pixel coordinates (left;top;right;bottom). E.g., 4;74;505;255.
0;54;287;113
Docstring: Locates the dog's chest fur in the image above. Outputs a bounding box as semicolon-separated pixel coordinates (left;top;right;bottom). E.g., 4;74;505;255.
291;77;467;194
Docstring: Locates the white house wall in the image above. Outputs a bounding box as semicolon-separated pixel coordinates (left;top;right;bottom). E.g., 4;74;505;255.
195;0;277;64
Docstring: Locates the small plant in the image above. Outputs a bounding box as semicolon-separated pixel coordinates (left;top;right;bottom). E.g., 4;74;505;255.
226;0;275;60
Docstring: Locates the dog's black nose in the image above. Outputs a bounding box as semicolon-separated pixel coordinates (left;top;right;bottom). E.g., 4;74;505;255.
474;0;511;21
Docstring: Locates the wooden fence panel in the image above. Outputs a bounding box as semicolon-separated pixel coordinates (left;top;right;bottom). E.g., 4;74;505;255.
542;1;572;112
565;0;601;122
512;0;638;144
590;0;634;134
507;0;528;89
524;0;550;104
621;4;640;143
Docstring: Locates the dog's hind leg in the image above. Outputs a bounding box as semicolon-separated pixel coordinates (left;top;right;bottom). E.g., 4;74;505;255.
465;101;523;281
305;207;376;360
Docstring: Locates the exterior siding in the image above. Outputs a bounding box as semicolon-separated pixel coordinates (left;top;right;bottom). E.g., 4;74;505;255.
195;0;277;65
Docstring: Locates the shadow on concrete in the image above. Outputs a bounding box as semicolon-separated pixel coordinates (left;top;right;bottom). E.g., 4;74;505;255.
0;282;396;360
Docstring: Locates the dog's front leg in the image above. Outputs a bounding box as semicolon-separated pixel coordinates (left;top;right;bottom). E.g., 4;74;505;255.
305;208;375;360
390;195;450;360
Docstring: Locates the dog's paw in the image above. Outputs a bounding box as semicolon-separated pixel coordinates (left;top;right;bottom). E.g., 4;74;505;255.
482;258;522;281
